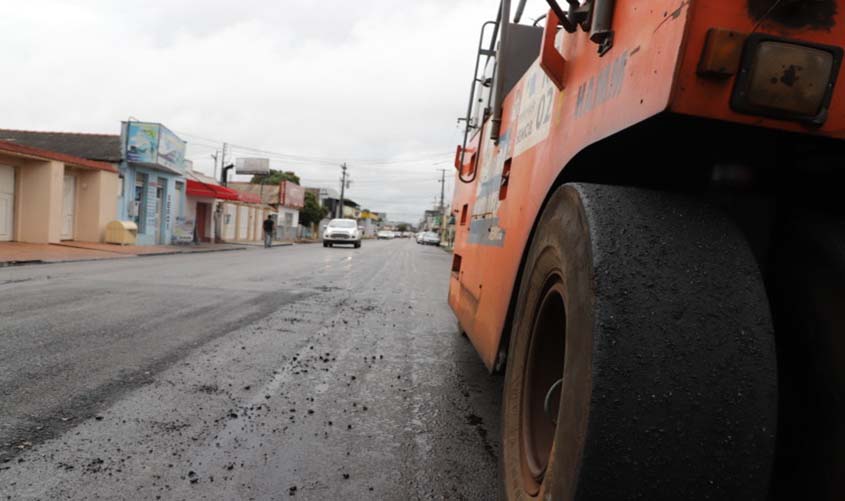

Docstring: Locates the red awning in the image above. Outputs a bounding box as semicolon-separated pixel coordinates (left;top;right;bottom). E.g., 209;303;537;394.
186;179;240;201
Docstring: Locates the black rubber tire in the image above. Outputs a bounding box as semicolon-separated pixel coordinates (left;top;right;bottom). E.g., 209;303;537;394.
323;242;328;248
355;242;361;249
769;211;845;501
501;183;777;501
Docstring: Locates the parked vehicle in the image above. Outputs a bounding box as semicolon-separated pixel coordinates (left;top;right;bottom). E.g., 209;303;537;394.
322;219;361;248
376;230;395;240
420;232;440;246
450;1;845;499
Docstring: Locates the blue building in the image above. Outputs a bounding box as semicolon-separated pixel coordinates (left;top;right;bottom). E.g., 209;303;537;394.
117;121;187;245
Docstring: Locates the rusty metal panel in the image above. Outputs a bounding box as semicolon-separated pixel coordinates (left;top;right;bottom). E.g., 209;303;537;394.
450;0;691;370
671;0;845;135
698;28;747;77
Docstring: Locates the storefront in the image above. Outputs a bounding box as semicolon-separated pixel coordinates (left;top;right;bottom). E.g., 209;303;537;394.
0;140;119;244
228;180;303;241
184;168;241;243
219;194;270;244
117;122;187;245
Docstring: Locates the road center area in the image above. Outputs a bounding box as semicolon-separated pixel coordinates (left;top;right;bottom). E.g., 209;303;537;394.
0;240;501;500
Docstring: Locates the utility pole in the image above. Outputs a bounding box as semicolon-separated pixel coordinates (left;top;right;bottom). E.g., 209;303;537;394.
210;149;220;242
338;163;348;218
214;143;229;243
438;168;447;244
219;143;228;184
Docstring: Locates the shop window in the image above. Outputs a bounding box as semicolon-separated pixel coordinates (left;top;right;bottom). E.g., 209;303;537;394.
460;204;468;225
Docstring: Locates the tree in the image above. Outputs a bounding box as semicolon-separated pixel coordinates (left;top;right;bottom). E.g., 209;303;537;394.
250;169;300;185
397;223;409;232
300;191;328;227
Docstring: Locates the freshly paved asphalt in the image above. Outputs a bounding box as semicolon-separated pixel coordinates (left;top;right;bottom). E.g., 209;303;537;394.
0;239;502;500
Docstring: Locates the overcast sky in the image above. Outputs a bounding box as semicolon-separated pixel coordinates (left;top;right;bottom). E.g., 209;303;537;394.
2;0;550;222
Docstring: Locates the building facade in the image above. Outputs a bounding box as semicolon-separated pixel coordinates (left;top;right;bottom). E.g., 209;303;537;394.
0;124;188;246
228;180;304;241
184;168;240;243
0;139;119;244
117;122;187;245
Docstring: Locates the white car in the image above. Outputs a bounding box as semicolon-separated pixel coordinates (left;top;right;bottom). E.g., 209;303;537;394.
376;230;395;240
323;219;361;248
420;232;441;246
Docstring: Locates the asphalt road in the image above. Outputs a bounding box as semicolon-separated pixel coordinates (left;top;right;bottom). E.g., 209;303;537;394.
0;240;502;500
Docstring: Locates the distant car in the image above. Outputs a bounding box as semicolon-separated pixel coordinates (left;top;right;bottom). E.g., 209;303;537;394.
416;232;425;244
323;219;361;248
377;230;395;240
420;232;441;246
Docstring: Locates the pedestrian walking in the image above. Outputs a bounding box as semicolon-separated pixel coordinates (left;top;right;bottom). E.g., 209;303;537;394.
263;215;275;248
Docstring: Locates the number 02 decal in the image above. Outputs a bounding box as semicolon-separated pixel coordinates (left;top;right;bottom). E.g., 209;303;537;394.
515;62;557;157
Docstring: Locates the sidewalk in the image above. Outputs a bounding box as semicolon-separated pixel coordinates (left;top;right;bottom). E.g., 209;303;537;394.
0;242;246;267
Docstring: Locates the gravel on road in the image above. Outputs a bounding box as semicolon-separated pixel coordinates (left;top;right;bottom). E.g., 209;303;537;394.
0;240;502;500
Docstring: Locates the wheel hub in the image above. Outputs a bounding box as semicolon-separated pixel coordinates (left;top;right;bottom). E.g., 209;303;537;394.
520;277;567;494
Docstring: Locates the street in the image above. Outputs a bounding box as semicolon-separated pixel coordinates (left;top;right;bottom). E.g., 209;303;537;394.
0;240;502;500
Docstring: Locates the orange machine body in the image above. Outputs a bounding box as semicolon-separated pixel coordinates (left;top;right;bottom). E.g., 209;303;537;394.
450;0;845;370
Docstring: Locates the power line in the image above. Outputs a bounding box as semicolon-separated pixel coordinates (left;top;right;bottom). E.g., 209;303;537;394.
178;129;452;166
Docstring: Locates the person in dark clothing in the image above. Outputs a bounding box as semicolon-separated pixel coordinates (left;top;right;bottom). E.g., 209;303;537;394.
263;216;275;248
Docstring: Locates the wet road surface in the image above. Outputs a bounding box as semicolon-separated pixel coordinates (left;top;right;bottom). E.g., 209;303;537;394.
0;240;502;500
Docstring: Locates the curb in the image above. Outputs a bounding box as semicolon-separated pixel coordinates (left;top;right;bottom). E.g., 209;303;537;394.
0;260;46;268
0;246;249;268
229;242;294;248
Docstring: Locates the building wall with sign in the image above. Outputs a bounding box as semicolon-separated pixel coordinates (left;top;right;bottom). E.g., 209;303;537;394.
118;122;187;246
116;165;184;245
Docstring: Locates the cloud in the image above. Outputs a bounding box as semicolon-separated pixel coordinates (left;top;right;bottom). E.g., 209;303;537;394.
1;0;553;221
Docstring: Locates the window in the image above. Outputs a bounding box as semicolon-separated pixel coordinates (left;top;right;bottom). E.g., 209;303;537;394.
460;204;468;225
329;219;357;228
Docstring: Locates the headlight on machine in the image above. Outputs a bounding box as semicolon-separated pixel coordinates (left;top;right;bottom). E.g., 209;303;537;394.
732;35;843;125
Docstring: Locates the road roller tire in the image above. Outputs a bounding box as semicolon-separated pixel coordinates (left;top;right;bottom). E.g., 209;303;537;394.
501;183;777;500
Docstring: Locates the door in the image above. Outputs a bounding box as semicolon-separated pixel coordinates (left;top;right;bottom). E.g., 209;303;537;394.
238;206;249;240
0;165;14;241
61;175;75;240
225;205;236;240
196;203;209;242
155;181;164;244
